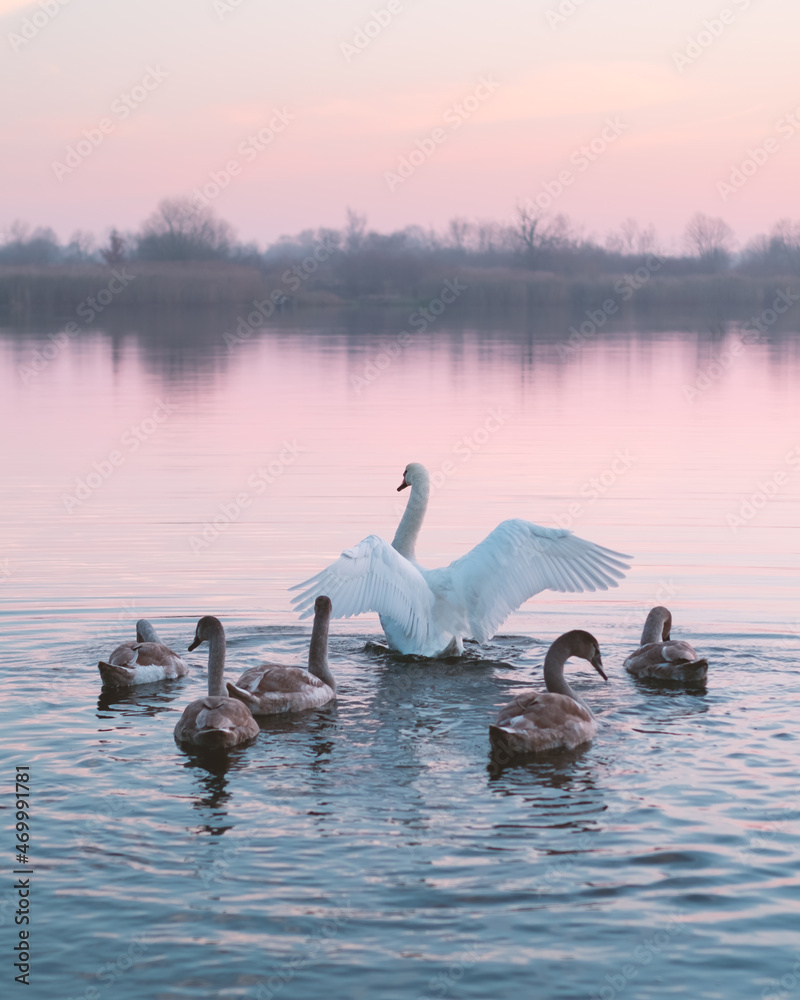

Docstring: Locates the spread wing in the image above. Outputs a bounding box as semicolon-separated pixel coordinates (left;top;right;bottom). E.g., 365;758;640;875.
290;534;434;647
447;519;630;643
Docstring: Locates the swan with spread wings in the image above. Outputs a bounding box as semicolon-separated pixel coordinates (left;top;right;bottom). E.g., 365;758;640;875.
291;463;631;658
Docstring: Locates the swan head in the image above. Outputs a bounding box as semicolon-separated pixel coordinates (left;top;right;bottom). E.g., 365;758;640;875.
566;629;606;680
397;462;428;492
188;615;223;651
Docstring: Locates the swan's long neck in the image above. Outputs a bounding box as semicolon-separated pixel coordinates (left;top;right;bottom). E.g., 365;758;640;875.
641;607;671;645
136;619;160;643
543;636;586;709
391;472;430;561
308;608;335;690
206;625;227;698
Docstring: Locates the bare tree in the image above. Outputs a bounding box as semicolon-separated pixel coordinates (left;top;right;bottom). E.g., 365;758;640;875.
137;196;234;260
771;219;800;274
512;204;574;267
606;217;658;255
683;212;735;270
64;230;96;262
474;219;502;255
447;217;471;252
344;208;367;253
513;202;547;261
0;220;60;264
101;229;127;266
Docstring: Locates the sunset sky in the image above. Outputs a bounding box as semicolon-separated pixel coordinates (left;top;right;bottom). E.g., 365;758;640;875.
2;0;799;248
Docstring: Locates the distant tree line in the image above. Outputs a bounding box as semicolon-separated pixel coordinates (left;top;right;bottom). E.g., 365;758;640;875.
2;198;799;294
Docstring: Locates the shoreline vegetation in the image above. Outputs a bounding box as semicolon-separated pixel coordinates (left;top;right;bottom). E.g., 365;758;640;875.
2;262;798;323
2;198;799;324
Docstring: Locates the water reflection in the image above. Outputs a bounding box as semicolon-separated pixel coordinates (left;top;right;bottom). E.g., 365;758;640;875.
486;743;598;784
3;303;800;390
96;680;188;715
180;746;252;836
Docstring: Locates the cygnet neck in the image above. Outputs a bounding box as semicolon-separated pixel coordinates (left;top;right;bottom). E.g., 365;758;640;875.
308;607;335;690
543;633;587;709
641;606;671;645
205;620;227;698
136;619;160;644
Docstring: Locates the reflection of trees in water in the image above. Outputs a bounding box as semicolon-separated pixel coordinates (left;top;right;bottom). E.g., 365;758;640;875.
6;305;797;396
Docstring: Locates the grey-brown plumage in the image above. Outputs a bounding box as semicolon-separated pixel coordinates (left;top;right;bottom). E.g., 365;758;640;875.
226;596;336;715
624;607;707;684
98;619;189;687
489;630;606;756
174;616;259;748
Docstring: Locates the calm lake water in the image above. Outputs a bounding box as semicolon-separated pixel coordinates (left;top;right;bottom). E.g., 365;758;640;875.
2;306;799;1000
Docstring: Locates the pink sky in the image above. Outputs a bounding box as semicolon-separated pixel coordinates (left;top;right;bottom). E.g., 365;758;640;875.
2;0;800;249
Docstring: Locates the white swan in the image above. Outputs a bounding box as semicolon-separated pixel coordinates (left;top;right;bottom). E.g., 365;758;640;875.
291;463;630;657
624;606;708;683
226;596;336;715
98;619;189;687
489;629;606;755
174;616;259;748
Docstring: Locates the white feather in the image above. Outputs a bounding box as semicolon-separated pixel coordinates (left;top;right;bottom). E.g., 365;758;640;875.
291;464;630;657
130;663;172;685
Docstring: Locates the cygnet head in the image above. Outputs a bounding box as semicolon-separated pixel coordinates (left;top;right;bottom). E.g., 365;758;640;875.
188;615;223;651
314;595;332;617
397;462;428;492
566;629;606;680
